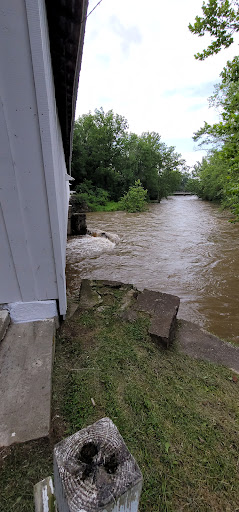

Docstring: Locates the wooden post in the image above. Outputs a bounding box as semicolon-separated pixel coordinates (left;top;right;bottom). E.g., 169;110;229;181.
53;417;143;512
34;476;56;512
67;205;72;236
71;213;87;235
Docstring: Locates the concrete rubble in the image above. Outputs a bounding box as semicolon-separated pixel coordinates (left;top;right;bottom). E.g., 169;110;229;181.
79;280;180;348
78;280;239;369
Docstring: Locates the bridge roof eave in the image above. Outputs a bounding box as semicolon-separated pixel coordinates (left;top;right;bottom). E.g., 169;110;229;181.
45;0;89;172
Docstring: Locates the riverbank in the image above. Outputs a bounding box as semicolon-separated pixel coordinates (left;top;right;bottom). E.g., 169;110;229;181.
1;280;239;512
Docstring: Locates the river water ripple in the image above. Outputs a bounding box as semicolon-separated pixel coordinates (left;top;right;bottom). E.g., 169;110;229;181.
66;196;239;343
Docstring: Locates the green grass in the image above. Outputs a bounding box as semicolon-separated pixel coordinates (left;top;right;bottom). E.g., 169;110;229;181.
0;439;53;512
54;288;239;512
1;284;239;511
91;200;121;212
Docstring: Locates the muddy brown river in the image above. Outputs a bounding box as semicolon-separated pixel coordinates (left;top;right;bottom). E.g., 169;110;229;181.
66;196;239;343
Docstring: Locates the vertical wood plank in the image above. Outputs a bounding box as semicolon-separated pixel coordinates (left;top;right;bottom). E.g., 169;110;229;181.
25;0;68;315
34;477;56;512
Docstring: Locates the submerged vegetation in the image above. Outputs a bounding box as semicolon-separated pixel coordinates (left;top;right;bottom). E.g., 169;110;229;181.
119;180;148;212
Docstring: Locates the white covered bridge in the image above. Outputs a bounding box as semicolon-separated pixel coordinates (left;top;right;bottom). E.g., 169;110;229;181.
0;0;88;320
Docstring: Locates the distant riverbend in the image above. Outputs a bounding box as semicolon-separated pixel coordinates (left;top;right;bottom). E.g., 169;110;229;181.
66;196;239;343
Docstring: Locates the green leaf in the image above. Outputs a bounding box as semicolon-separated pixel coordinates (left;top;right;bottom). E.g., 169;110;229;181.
165;442;171;454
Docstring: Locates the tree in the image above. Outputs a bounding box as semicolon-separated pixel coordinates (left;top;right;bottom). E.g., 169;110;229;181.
189;2;239;217
190;54;239;216
71;109;185;206
72;108;129;200
132;132;163;198
193;153;229;200
189;0;239;60
120;180;148;212
157;147;186;199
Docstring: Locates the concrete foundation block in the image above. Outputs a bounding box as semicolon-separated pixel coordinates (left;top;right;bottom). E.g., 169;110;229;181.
4;300;58;323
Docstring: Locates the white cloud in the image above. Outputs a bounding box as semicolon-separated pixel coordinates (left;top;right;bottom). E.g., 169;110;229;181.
76;0;239;166
182;150;207;167
109;16;142;56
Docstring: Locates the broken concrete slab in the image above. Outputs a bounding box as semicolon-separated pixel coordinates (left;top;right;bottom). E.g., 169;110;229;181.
78;281;180;347
66;299;79;320
136;289;180;347
0;319;55;447
120;289;138;311
79;280;102;309
136;289;166;315
149;311;178;348
136;289;179;315
177;320;239;373
0;310;10;341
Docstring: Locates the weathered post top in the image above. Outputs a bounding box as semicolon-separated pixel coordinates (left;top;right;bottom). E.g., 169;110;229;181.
54;417;143;512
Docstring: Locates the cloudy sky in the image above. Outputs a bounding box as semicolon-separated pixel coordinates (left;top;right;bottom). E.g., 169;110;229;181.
76;0;239;167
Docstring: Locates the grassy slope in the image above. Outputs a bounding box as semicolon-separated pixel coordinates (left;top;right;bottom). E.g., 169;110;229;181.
1;284;239;511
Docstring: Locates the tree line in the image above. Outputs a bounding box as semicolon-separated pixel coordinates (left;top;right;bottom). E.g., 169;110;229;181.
188;0;239;219
71;108;188;211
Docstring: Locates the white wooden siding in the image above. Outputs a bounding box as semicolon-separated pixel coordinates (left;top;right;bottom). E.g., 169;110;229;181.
0;0;69;314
